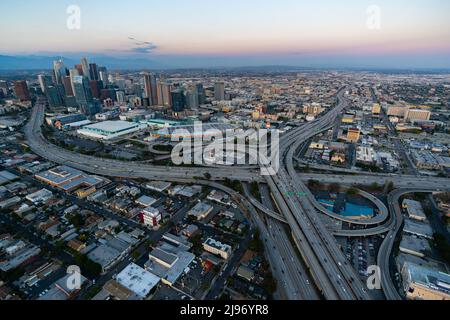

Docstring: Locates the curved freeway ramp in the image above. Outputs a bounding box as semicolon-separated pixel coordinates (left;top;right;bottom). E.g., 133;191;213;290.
377;188;450;300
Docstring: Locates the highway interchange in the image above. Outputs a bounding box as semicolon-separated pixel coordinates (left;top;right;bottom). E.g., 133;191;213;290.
23;90;450;300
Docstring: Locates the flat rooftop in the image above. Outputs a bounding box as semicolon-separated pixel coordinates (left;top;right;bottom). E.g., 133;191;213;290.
404;219;434;239
82;121;139;134
116;263;160;299
404;262;450;296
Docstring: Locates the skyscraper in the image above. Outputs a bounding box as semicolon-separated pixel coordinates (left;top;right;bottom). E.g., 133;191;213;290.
116;91;125;104
98;66;108;85
89;63;99;81
186;88;199;109
61;76;74;97
214;82;225;101
69;69;80;97
53;60;66;85
89;80;103;99
171;89;185;112
80;57;90;80
13;80;31;101
75;64;84;76
150;75;158;105
143;73;158;105
196;83;206;105
73;76;92;104
0;81;8;96
156;81;172;107
38;74;53;93
45;85;64;108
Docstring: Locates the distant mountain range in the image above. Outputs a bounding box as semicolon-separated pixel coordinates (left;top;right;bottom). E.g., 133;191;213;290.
1;54;449;73
0;54;165;70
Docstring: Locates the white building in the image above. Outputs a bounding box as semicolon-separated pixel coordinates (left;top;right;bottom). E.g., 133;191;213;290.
25;188;53;204
203;238;232;260
116;263;160;299
356;146;376;164
77;121;144;140
140;206;162;228
187;202;214;221
402;199;427;222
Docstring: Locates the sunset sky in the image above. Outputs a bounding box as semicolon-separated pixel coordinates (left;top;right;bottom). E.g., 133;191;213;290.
1;0;450;68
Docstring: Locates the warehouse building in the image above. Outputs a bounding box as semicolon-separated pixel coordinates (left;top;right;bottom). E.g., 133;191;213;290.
402;262;450;300
77;120;144;140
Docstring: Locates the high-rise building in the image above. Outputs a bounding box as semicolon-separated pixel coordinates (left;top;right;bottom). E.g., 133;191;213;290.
80;57;90;80
62;76;74;96
13;80;31;101
196;83;206;105
45;85;64;108
98;66;108;85
214;82;225;101
53;60;66;85
0;81;8;96
100;88;116;101
150;75;158;105
116;91;125;104
157;81;172;107
89;63;99;81
75;64;84;76
171;89;185;112
38;74;53;93
143;73;158;105
73;75;94;112
69;69;80;97
186;88;199;109
89;80;103;99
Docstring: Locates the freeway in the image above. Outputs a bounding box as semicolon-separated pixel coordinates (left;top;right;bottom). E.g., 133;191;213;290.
299;173;450;190
260;88;372;300
376;188;450;300
24;101;262;183
243;183;320;300
25;91;443;300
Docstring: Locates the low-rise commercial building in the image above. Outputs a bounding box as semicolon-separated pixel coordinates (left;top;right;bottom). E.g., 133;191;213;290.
403;219;434;239
140;206;162;228
35;166;103;193
203;238;232;260
187;202;214;221
115;263;160;299
77;121;144;140
399;234;431;258
402;262;450;300
25;188;53;204
402;199;427;222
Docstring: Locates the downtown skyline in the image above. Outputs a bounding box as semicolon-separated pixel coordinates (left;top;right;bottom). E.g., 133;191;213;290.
1;0;450;69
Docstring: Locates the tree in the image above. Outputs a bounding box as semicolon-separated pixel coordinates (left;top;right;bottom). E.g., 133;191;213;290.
433;233;450;264
307;179;323;190
328;182;341;193
74;253;102;278
250;181;261;200
386;181;395;193
204;172;212;180
369;182;381;191
262;274;277;294
68;213;85;229
346;187;359;196
131;251;141;260
249;230;264;253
